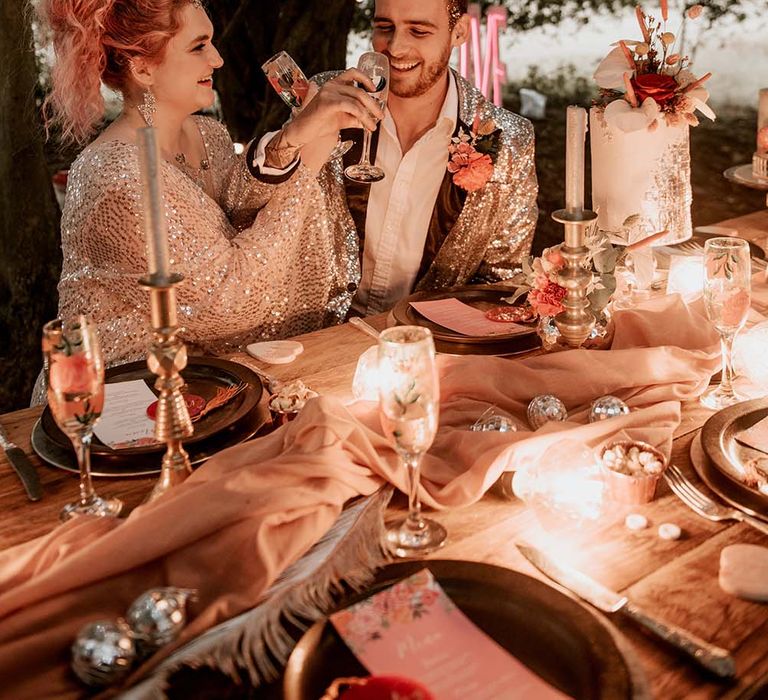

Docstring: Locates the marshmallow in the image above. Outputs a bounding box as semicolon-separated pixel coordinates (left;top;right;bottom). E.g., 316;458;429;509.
658;523;682;540
625;514;649;531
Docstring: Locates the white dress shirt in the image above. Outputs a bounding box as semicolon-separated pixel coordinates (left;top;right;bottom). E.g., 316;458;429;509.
253;73;459;315
353;74;458;315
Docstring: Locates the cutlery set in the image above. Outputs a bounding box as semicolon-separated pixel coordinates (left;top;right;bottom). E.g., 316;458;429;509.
517;461;768;681
517;543;736;679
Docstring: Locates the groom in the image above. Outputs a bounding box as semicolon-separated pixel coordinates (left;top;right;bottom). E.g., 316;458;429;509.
259;0;538;317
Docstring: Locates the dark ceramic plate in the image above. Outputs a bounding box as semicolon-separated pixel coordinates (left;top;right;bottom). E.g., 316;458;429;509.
34;357;267;476
283;560;644;700
696;398;768;520
391;286;540;356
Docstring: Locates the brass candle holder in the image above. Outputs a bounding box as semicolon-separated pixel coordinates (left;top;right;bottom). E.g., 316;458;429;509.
140;273;193;502
551;208;598;348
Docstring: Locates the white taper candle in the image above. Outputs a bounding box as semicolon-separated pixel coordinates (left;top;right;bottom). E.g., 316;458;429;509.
137;127;170;280
758;88;768;154
565;105;587;213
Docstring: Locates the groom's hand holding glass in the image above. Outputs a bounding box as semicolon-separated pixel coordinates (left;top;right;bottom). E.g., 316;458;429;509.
264;68;384;173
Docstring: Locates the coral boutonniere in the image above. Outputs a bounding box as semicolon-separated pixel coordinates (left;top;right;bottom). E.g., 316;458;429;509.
447;114;501;192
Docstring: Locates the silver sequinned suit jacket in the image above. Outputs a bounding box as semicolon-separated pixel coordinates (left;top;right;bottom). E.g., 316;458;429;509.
310;69;539;315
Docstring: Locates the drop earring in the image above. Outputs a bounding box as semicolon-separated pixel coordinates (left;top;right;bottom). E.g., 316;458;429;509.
137;88;156;127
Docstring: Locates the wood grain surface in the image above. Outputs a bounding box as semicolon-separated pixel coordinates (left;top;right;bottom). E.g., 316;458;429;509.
2;213;768;698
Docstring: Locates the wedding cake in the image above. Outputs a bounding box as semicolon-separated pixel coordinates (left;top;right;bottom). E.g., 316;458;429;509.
753;88;768;180
590;107;692;246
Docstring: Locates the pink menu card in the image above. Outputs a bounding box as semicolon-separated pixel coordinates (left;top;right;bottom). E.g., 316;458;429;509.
737;416;768;454
330;569;570;700
409;298;530;337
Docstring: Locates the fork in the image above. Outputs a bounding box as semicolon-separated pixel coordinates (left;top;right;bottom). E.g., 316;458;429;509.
664;464;768;535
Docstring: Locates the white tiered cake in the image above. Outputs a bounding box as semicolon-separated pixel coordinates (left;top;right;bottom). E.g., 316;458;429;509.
590;107;692;246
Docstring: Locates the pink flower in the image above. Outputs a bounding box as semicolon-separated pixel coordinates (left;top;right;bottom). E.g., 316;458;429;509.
543;247;565;269
720;290;750;327
533;272;551;290
529;282;567;317
49;353;96;394
447;145;494;192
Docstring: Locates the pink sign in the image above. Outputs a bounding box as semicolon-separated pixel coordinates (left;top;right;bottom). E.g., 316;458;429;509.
330;569;570;700
459;3;507;106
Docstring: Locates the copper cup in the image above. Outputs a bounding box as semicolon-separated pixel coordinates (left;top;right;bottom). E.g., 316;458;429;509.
268;396;300;427
599;440;667;504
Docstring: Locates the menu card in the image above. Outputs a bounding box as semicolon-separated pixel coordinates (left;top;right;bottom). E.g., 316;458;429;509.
93;380;161;449
736;416;768;454
409;299;530;337
330;569;570;700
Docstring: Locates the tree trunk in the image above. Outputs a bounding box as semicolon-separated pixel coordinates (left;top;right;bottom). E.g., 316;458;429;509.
0;0;61;411
209;0;356;141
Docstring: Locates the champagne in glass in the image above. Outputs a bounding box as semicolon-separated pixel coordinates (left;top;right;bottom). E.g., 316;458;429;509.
701;237;752;410
378;326;447;557
43;316;122;521
344;51;389;184
261;50;352;159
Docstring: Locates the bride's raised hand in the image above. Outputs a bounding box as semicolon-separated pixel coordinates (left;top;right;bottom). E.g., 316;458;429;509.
280;68;384;171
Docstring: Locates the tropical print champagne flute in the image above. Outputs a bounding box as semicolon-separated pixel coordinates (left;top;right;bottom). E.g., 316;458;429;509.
261;50;352;160
378;326;447;557
43;316;122;521
701;237;751;409
344;51;389;183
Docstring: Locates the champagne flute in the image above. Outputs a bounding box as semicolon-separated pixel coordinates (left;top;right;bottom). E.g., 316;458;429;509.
701;237;752;410
261;50;352;160
378;326;447;557
43;316;122;521
344;51;389;184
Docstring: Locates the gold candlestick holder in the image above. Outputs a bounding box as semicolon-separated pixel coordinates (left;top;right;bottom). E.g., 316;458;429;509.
140;272;193;502
551;208;598;348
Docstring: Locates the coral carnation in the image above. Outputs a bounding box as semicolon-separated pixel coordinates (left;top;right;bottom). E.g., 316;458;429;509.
448;149;494;192
529;282;567;317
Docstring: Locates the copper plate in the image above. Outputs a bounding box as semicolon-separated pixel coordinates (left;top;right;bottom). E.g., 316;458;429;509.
724;164;768;191
35;357;267;476
284;560;645;700
391;285;540;356
696;398;768;520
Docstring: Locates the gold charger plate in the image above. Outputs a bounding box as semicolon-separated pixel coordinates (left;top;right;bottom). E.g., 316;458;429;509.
35;357;268;476
696;398;768;520
284;560;647;700
390;285;541;356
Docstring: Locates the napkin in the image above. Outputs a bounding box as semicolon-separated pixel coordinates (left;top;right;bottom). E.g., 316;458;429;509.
0;293;720;698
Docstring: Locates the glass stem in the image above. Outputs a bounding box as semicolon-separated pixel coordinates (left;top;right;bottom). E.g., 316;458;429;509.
359;128;373;167
76;431;96;506
404;453;425;533
719;332;736;397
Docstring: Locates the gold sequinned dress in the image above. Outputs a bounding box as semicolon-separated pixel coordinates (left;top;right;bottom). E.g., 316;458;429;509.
56;116;354;367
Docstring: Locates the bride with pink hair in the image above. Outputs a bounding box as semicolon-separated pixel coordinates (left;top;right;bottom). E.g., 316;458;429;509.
36;0;381;370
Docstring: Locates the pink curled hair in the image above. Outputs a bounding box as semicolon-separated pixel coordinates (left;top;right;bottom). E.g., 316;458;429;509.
37;0;188;143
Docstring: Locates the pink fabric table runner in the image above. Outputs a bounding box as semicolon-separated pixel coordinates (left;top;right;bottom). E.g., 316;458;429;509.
0;295;720;698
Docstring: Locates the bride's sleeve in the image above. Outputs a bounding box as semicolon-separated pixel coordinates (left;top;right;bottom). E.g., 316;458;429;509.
64;146;331;363
201;117;301;231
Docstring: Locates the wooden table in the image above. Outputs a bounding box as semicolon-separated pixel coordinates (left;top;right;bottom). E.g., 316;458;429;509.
1;211;767;698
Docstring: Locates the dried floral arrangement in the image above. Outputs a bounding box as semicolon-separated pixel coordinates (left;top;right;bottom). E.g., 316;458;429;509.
592;2;715;133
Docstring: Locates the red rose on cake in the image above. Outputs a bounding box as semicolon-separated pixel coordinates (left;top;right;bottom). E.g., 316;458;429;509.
631;73;678;109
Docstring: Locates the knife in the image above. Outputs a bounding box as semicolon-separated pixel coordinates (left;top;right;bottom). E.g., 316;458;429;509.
517;543;736;679
0;422;43;501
